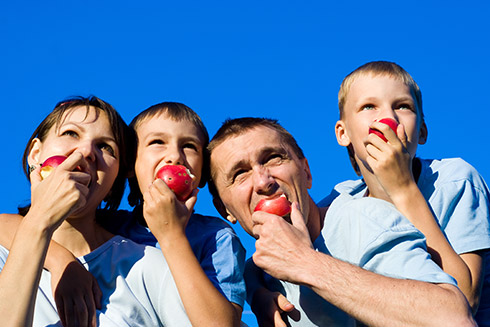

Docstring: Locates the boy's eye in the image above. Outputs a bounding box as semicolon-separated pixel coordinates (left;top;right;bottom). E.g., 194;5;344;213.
361;104;375;111
183;143;198;151
149;139;164;145
397;104;413;111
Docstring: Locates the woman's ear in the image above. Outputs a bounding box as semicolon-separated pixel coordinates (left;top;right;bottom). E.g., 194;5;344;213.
27;138;43;167
335;120;351;147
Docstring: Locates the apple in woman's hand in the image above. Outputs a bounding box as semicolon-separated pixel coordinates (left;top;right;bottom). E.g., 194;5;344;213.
40;155;67;179
254;195;291;217
155;165;194;201
369;118;399;142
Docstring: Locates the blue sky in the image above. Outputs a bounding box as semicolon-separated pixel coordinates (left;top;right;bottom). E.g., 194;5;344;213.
1;1;489;325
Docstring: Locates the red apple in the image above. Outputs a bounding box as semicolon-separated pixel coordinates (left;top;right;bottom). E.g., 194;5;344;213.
40;155;67;179
254;195;291;217
155;165;194;201
369;118;399;142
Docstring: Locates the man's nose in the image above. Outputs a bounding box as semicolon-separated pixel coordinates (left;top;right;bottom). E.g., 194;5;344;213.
252;167;276;195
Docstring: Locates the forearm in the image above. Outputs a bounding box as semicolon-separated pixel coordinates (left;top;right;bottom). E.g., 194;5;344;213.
295;249;475;327
391;183;478;308
0;215;53;326
159;233;241;327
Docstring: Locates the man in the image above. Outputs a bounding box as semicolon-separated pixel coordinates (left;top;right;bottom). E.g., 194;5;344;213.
208;117;475;326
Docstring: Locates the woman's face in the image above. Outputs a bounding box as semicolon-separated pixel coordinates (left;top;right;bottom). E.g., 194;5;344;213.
134;113;204;196
29;106;120;214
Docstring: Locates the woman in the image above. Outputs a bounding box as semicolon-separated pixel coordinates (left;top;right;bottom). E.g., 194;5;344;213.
0;96;190;326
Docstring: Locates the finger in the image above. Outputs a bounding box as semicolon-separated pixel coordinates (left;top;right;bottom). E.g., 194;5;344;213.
184;188;198;211
56;297;67;327
61;152;85;172
29;165;42;188
273;309;288;327
276;293;295;312
92;278;102;309
289;202;308;234
252;223;262;239
85;291;97;327
396;123;408;148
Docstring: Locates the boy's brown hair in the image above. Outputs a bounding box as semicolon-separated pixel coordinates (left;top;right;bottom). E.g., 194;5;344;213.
127;102;210;207
338;61;425;175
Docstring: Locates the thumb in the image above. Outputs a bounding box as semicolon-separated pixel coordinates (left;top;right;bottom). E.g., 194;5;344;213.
290;202;308;235
29;165;42;188
276;293;295;312
397;123;408;148
184;188;198;211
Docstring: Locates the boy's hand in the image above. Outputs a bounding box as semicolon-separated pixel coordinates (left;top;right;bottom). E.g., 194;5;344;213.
142;178;197;241
251;288;297;327
365;122;415;199
50;260;102;327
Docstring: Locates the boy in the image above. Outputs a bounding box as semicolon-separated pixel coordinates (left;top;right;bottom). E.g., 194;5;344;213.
325;61;490;324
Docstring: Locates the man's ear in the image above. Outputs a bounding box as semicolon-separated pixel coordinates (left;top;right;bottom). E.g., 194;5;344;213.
418;120;428;145
302;157;313;189
27;138;43;166
213;197;237;224
335;120;351;147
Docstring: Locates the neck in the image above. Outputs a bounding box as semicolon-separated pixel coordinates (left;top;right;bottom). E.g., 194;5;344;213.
306;197;326;241
52;212;113;257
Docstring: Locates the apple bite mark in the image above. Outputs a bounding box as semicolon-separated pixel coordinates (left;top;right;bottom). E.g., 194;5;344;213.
40;155;67;180
368;118;399;142
155;165;195;201
254;194;292;217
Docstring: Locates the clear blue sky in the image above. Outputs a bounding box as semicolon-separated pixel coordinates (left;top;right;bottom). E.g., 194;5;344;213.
1;1;489;325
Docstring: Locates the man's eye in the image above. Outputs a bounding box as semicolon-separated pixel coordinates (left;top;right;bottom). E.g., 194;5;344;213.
232;169;247;183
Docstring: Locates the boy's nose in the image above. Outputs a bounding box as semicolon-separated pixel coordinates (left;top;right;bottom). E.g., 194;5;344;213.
164;146;184;165
252;167;277;195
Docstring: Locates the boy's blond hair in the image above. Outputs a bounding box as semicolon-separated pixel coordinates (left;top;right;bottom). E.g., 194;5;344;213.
338;61;425;175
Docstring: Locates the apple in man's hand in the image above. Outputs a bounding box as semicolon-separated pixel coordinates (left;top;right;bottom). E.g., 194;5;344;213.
254;195;292;217
155;165;195;201
40;155;67;179
369;118;399;142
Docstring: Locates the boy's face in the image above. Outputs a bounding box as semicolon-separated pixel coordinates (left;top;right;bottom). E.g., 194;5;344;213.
134;113;204;196
210;126;312;237
336;74;427;172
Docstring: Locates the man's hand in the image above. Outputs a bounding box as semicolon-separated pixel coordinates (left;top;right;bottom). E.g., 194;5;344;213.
51;261;102;327
252;202;315;283
251;288;297;327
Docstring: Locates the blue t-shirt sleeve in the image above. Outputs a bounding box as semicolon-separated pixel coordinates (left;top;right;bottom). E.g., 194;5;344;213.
325;195;457;286
198;226;247;307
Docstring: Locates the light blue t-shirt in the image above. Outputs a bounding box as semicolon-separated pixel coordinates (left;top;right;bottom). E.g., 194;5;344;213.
101;210;247;308
0;236;191;326
256;193;456;326
319;157;490;325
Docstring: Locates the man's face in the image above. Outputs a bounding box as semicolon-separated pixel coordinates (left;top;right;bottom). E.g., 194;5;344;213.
210;126;312;237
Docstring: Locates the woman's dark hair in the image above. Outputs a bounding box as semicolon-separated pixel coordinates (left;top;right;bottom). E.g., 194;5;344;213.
18;96;132;216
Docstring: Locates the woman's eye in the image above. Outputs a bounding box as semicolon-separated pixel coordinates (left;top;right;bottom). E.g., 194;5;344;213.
99;143;115;156
61;130;78;138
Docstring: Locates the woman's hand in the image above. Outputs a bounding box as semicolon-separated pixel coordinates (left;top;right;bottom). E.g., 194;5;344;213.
29;152;91;230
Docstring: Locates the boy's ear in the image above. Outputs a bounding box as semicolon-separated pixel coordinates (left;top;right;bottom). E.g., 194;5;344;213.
27;138;43;166
418;121;428;145
335;120;351;147
213;197;237;224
